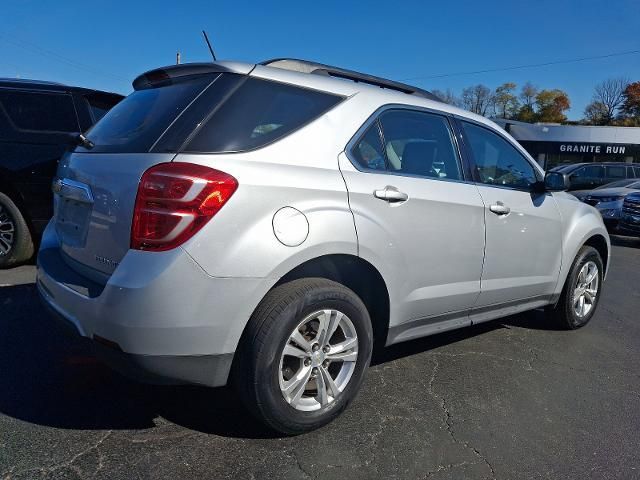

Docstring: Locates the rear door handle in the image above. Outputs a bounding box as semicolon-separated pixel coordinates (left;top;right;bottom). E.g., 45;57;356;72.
374;186;408;203
489;202;510;215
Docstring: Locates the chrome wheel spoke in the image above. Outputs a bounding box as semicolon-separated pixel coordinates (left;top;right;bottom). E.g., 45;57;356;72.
584;288;597;302
316;370;329;406
327;337;358;362
282;365;312;407
290;329;312;353
283;343;308;358
319;366;340;398
316;309;341;346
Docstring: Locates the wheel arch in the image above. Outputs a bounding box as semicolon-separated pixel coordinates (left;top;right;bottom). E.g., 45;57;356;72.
273;254;391;348
583;234;609;275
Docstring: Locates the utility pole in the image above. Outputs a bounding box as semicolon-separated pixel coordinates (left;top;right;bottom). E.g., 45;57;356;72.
176;51;181;65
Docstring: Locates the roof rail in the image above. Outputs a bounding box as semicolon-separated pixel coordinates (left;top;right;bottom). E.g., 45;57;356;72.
261;58;442;102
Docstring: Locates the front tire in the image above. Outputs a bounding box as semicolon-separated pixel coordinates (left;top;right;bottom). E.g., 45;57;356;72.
234;278;373;435
548;246;604;329
0;192;34;269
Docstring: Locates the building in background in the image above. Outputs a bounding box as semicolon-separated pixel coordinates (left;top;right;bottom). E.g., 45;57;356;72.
495;119;640;170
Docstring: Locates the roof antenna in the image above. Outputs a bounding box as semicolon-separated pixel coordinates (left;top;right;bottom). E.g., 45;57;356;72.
202;30;217;61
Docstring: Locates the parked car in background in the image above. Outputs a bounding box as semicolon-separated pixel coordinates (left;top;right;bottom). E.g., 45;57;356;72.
550;162;640;194
582;180;640;230
38;59;609;434
570;178;638;202
0;79;122;267
619;192;640;237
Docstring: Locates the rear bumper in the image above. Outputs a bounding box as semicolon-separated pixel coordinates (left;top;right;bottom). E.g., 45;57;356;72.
36;222;272;387
39;292;233;386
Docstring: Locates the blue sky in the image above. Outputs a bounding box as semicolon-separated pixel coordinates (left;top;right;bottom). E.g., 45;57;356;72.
1;0;639;119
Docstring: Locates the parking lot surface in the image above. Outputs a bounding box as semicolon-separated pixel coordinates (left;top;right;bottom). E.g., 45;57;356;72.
1;237;639;480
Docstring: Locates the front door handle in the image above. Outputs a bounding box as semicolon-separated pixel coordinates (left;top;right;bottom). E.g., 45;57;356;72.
374;186;408;203
489;202;510;215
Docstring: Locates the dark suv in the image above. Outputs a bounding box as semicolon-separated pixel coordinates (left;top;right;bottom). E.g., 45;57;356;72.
0;79;122;267
619;192;640;237
551;162;640;192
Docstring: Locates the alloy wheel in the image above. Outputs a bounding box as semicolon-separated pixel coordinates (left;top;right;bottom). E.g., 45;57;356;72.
278;309;359;412
0;203;16;256
573;260;599;318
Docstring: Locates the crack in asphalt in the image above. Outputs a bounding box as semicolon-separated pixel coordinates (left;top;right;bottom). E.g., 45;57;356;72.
289;448;313;479
426;357;497;480
4;430;113;480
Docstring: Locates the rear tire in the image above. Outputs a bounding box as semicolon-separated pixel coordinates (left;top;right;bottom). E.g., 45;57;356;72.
0;192;34;269
547;246;603;329
233;278;373;435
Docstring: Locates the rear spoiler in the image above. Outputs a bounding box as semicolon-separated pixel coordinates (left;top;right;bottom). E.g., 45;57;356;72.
132;62;255;90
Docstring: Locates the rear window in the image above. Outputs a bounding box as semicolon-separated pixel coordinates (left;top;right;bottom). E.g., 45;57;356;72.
0;90;78;133
79;75;216;153
184;77;342;153
84;93;122;123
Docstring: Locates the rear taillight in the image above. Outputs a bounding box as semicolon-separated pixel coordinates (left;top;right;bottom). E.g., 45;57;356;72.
131;162;238;251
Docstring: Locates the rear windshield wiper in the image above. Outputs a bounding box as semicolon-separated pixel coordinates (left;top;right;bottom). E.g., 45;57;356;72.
67;133;95;150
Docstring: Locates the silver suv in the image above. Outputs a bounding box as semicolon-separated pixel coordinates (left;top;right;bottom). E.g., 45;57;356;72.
37;59;610;434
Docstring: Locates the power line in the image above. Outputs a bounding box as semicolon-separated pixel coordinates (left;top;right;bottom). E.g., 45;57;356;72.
0;34;129;83
400;49;640;81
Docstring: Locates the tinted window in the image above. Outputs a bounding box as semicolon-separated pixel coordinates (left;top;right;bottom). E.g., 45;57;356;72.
352;123;386;170
579;165;604;178
0;90;77;132
84;93;121;123
635;166;640;178
375;110;461;180
80;75;215;153
606;165;627;179
185;78;342;153
462;121;537;188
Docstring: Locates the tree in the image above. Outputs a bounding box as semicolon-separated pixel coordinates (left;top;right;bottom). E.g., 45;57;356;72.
519;82;538;109
591;77;629;124
493;82;520;119
461;84;494;116
621;81;640;119
535;89;571;123
584;101;609;125
431;88;459;106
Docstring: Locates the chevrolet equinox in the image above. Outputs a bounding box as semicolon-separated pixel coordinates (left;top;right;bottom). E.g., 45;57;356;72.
37;59;610;434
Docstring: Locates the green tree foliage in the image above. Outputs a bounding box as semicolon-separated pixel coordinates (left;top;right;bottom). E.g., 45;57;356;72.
535;89;571;123
493;82;520;119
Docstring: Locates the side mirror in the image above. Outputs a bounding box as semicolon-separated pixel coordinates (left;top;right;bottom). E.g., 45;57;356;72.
544;171;570;192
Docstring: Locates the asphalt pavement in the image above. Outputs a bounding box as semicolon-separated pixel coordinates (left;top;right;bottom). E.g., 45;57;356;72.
1;236;639;480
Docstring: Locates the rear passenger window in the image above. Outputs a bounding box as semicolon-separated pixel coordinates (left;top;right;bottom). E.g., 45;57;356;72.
0;91;77;132
185;78;342;153
372;110;462;180
606;165;627;179
352;124;386;170
635;166;640;178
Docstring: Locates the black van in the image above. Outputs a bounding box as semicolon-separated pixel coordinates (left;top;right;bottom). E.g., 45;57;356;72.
0;79;122;268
